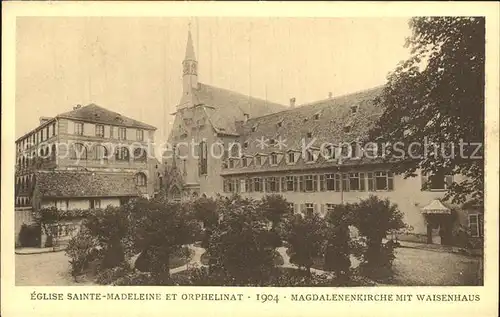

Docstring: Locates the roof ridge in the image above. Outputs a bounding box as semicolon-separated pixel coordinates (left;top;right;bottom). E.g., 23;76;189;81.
246;85;385;122
198;82;286;107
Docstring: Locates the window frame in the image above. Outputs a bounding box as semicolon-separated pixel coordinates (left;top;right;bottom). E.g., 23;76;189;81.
95;124;105;138
136;129;144;141
74;122;84;136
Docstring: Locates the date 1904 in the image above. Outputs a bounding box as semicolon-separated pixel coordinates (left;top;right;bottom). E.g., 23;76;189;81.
256;294;279;303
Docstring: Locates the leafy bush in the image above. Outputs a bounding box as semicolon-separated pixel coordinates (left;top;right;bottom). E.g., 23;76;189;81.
207;195;276;285
65;227;102;277
130;197;199;283
323;204;352;283
18;224;41;247
282;213;327;274
349;196;405;279
96;264;132;285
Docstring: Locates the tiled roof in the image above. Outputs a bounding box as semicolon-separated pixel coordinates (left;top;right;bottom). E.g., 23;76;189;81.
238;86;384;155
35;170;142;198
194;83;287;135
58;104;156;130
221;86;386;175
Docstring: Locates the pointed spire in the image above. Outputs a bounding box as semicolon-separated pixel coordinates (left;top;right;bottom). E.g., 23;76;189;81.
184;27;196;62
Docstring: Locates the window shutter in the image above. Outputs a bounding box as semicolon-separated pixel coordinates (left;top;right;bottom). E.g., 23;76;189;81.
360;172;366;191
421;172;428;191
388;172;394;191
445;175;453;189
367;172;374;191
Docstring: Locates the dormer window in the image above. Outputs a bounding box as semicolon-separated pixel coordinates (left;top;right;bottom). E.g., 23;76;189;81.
350;105;358;114
228;159;235;168
255;155;262;166
270;153;278;165
242;157;247;167
306;150;315;162
287;151;295;164
324;145;336;160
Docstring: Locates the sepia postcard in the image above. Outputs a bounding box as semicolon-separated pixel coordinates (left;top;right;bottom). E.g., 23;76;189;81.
1;1;499;317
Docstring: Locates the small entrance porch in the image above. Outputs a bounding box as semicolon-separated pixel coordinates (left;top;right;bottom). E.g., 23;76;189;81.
421;199;453;245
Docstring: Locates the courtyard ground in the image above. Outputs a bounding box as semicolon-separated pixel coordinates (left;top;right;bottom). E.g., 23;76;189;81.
15;246;482;286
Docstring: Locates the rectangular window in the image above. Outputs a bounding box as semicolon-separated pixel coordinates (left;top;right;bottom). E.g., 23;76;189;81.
349;173;360;191
304;175;317;192
199;141;208;175
372;171;394;191
288;152;295;164
228;159;235;168
298;176;305;192
118;127;127;140
90;199;101;209
305;203;315;215
95;125;104;137
422;172;453;191
326;203;338;213
468;214;483;237
52;123;56;136
271;153;278;165
136;129;144;141
319;174;326;191
342;173;350;192
75;122;84;136
284;176;294;191
242;158;247;167
46;126;50;139
266;177;279;192
109;126;114;139
326;174;336;191
256;156;262;166
253;178;263;192
41;129;44;141
245;178;253;192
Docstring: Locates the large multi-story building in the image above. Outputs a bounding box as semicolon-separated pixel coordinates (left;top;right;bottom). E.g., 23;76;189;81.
164;30;483;246
15;104;158;246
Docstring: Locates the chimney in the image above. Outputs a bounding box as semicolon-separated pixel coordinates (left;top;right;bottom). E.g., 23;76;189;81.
290;98;296;108
73;104;82;110
39;117;52;126
328;92;333;99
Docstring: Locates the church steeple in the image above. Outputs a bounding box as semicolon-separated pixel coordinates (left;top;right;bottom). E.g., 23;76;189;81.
182;27;198;92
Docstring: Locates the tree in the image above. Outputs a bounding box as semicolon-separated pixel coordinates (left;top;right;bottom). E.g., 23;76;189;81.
324;204;352;283
283;213;327;275
84;206;130;269
192;196;219;248
130;197;199;283
260;194;291;247
260;194;291;229
371;17;485;205
350;196;405;278
207;195;275;285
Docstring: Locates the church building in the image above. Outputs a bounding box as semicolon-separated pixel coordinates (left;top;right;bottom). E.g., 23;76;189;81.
164;30;483;247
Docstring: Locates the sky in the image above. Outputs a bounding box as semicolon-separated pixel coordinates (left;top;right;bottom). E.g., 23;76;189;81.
16;17;412;142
